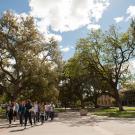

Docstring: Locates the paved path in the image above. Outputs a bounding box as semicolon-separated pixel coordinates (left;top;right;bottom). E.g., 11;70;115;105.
0;112;135;135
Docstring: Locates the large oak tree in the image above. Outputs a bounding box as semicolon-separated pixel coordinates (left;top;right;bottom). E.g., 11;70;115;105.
0;11;62;101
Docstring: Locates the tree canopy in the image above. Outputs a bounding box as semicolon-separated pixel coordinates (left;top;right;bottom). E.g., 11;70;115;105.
1;11;135;111
0;11;62;102
59;23;135;110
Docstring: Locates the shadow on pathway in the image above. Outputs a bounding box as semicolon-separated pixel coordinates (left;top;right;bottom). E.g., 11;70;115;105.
54;112;135;127
54;112;101;127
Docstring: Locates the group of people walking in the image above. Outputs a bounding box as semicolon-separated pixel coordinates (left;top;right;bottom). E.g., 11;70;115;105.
6;100;55;128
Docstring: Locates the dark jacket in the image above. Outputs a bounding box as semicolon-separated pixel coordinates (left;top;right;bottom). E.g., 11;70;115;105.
18;104;25;114
25;102;32;113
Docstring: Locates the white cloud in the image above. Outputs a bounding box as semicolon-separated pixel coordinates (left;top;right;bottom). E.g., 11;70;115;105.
60;45;74;53
127;6;135;19
60;45;63;49
34;18;62;42
87;24;100;30
29;0;110;32
13;12;62;42
35;18;49;35
114;16;124;23
45;34;62;42
71;46;74;49
61;47;70;52
16;12;28;18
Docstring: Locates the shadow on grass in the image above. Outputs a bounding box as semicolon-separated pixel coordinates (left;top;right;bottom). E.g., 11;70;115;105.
92;109;135;118
108;112;135;118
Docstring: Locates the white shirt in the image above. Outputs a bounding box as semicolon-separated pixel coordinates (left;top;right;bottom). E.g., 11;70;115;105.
45;104;50;112
50;104;55;112
34;104;39;113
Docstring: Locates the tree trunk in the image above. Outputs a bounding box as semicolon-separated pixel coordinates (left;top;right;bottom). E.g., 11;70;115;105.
115;88;124;111
80;96;85;109
81;100;85;109
94;103;99;108
94;99;99;108
93;94;99;108
12;83;20;101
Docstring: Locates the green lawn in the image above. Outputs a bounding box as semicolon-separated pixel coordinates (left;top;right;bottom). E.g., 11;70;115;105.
0;107;6;119
91;107;135;118
55;108;67;113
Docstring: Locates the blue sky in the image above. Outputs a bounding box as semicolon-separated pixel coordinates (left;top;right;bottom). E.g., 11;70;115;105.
0;0;135;60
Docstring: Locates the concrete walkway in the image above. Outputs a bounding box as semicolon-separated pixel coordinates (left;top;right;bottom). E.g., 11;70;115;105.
0;112;135;135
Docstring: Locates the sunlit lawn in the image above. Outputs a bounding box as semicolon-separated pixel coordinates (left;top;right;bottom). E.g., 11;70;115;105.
91;106;135;118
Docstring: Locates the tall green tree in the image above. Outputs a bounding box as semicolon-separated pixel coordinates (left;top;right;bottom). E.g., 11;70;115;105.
62;53;113;108
75;24;135;111
0;11;62;101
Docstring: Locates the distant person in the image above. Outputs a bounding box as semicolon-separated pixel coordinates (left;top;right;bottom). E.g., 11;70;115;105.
24;100;33;128
18;101;25;126
30;104;35;125
40;102;45;124
7;101;14;127
13;101;19;122
4;103;9;119
34;101;40;123
45;102;50;121
50;102;55;121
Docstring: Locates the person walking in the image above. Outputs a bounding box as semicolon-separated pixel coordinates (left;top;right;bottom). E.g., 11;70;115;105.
40;102;45;124
45;102;50;121
50;102;55;121
24;100;33;128
18;101;26;126
13;101;19;122
30;104;35;125
34;101;40;123
7;101;14;127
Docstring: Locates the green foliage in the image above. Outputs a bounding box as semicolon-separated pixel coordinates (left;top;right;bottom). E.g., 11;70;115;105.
0;11;62;102
0;107;6;119
59;22;135;111
124;82;135;91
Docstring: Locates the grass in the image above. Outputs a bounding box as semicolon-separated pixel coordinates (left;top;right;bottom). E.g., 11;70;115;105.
55;108;67;113
0;107;6;119
91;106;135;118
